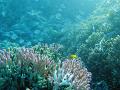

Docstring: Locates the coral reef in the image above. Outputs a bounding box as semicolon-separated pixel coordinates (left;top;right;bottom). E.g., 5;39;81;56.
0;44;91;90
0;45;55;90
58;0;120;89
49;59;91;90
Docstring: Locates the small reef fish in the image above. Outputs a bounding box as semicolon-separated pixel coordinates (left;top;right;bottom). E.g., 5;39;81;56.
70;54;78;59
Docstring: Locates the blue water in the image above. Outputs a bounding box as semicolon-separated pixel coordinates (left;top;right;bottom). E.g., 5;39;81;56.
0;0;101;48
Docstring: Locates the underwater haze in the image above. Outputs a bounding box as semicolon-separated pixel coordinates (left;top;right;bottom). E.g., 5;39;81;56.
0;0;120;90
0;0;101;47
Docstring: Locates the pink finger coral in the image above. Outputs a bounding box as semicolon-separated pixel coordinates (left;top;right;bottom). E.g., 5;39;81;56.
49;59;92;90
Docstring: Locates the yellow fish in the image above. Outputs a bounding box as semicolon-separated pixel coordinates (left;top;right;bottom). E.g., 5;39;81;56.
70;54;77;59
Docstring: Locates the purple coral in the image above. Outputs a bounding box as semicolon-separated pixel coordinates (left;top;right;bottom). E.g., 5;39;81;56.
15;47;55;76
50;59;92;90
0;46;92;90
0;50;11;64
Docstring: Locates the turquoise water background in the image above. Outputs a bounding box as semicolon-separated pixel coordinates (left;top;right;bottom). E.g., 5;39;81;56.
0;0;101;48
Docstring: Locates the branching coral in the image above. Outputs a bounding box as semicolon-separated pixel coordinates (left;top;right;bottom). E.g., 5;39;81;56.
0;49;11;64
33;43;64;62
0;44;92;90
49;59;92;90
0;44;59;90
15;47;55;77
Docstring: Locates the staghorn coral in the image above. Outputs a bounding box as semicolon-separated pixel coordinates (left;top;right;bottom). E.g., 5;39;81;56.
33;43;64;62
0;44;92;90
0;44;59;90
0;49;11;64
49;59;92;90
15;47;55;77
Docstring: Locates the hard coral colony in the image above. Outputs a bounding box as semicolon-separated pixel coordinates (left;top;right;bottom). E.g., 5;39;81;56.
0;45;92;90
